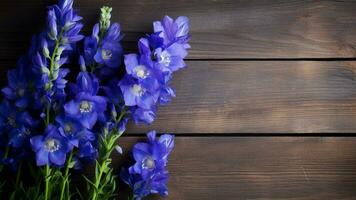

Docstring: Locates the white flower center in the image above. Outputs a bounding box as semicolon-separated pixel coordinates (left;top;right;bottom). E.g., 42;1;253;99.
131;84;145;97
45;138;60;152
7;116;16;127
23;128;31;136
64;123;73;134
159;51;171;67
79;101;92;113
142;156;155;170
101;49;112;60
134;65;149;79
17;88;25;97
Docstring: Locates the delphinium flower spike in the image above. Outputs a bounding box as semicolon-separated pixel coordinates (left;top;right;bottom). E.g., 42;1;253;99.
79;7;126;200
27;0;84;200
32;0;84;116
121;131;174;200
119;15;190;125
83;6;123;78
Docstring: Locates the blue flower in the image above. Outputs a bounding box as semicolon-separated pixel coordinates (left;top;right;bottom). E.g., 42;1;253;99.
131;107;156;125
1;64;31;109
120;168;169;200
49;0;84;44
83;24;99;66
130;131;174;178
124;53;154;80
56;114;95;147
102;79;123;105
121;131;174;199
119;75;159;109
53;68;70;103
153;16;190;48
154;43;188;72
77;141;98;162
94;23;123;68
70;72;100;95
8;126;32;148
64;92;106;129
30;125;72;167
64;72;107;129
0;101;37;132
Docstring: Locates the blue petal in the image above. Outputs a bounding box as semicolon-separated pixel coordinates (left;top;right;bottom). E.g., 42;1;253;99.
147;131;157;142
49;150;66;166
2;87;16;100
81;112;97;129
36;149;49;166
15;98;28;109
30;136;44;151
133;143;150;161
64;100;79;116
175;16;190;38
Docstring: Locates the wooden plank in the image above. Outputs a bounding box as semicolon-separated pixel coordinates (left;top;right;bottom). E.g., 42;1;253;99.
127;61;356;133
1;60;356;133
1;0;356;59
113;137;356;199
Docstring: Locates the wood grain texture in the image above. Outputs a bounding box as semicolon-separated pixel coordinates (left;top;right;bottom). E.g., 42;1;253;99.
127;61;356;133
113;137;356;200
1;0;356;59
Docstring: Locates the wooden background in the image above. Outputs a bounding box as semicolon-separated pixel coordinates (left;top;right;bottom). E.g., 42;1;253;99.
1;0;356;199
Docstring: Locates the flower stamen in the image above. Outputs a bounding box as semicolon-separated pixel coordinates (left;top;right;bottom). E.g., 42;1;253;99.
142;156;155;170
45;138;60;152
135;65;149;79
101;49;112;60
131;84;145;97
79;100;92;113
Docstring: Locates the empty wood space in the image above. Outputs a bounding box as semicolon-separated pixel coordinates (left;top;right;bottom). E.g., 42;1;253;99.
112;137;356;200
1;0;356;59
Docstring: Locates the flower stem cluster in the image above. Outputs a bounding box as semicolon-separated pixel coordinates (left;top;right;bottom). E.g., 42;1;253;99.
0;0;189;199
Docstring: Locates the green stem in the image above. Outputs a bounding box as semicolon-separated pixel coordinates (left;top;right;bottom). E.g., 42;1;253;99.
117;109;126;123
49;42;60;75
15;161;22;187
90;110;126;200
9;161;23;200
128;193;135;200
45;104;51;126
49;28;65;76
91;160;106;200
0;147;9;173
60;152;73;200
44;165;51;200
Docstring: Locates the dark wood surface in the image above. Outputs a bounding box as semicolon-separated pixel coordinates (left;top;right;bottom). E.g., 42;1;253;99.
128;61;356;133
115;137;356;200
1;0;356;59
1;0;356;199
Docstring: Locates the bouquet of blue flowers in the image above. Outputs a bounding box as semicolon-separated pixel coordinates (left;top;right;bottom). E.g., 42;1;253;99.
0;0;190;199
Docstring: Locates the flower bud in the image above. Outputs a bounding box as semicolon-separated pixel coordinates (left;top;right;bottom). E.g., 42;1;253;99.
79;56;86;72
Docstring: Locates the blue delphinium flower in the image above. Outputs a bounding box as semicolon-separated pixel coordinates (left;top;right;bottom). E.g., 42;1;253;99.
64;72;107;129
119;74;159;110
94;23;123;68
32;0;84;109
30;125;72;166
77;140;98;162
130;107;156;125
56;114;95;148
1;61;31;109
83;6;123;79
121;131;174;199
153;16;190;48
83;24;99;66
